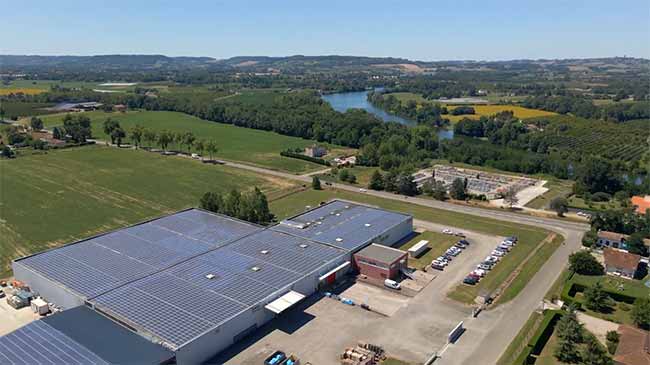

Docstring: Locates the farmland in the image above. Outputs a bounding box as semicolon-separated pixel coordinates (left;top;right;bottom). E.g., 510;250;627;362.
0;146;292;278
40;110;349;173
383;91;557;121
0;101;57;119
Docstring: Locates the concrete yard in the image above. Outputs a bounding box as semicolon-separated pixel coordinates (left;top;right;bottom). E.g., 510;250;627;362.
0;296;38;336
215;224;504;365
338;281;410;316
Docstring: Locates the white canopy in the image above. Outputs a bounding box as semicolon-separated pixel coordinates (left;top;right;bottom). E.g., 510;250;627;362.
265;291;306;314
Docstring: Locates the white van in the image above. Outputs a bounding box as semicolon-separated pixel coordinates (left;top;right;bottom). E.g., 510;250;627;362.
384;279;401;290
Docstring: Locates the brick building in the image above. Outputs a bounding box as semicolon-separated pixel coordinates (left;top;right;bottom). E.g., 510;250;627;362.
353;244;408;280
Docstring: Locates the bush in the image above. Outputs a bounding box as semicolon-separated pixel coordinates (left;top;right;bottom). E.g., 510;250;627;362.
591;192;612;202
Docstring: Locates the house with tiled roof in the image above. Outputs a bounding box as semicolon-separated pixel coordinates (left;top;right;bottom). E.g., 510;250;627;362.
614;325;650;365
603;248;641;279
597;230;650;253
632;195;650;215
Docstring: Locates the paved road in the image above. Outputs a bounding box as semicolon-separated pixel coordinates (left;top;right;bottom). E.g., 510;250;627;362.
220;160;589;364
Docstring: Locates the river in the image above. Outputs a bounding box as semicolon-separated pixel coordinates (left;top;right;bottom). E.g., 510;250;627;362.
321;90;454;140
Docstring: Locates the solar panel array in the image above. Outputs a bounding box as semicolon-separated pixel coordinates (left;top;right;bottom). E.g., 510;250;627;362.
0;320;109;365
91;229;345;349
272;200;411;251
16;209;262;299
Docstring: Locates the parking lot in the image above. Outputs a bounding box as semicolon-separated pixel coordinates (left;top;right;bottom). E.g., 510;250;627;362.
215;222;504;365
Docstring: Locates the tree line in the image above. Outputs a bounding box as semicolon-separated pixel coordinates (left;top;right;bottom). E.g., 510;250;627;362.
522;95;650;122
199;187;274;225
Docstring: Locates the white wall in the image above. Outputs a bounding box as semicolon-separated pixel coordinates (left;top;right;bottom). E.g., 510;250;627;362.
12;262;85;309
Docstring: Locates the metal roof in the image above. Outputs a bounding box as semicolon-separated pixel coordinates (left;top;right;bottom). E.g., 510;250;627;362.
272;200;412;252
0;320;110;365
90;229;346;350
15;209;262;300
43;306;174;365
355;244;407;264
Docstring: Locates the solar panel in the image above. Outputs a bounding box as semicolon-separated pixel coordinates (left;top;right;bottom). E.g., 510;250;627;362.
0;321;109;365
272;200;410;251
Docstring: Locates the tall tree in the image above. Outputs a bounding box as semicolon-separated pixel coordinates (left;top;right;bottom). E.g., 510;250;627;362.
431;181;448;201
368;170;384;190
626;232;649;256
312;176;322;190
110;127;126;147
206;140;219;160
584;281;613;312
157;130;173;151
569;251;604;275
554;306;584;363
194;139;205;157
103;118;120;141
502;185;519;208
550;197;569;217
143;129;157;148
182;131;196;153
450;178;467;200
632;298;650;329
130;125;144;149
30;117;43;130
580;337;613;365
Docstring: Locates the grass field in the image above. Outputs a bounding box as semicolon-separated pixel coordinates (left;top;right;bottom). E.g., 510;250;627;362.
526;179;574;210
316;166;378;187
1;101;57;119
0;146;292;278
397;231;458;270
567;196;624;212
40;110;343;173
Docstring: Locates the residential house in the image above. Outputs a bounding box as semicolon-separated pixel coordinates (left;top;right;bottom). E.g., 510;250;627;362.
603;248;641;279
304;144;327;158
632;195;650;215
614;325;650;365
597;230;650;253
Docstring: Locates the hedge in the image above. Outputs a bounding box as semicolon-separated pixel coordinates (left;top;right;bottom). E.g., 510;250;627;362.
280;150;330;166
561;281;638;307
514;310;563;365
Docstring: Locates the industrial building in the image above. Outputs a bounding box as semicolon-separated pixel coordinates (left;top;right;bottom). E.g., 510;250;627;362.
5;200;413;364
353;244;409;281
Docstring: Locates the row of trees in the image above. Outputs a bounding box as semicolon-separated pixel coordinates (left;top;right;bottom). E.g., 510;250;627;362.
554;306;612;364
199;188;274;225
367;92;450;127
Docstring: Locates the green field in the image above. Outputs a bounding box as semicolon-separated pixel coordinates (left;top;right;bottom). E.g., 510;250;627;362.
0;146;290;277
1;101;57;119
526;179;574;210
397;231;458;270
41;110;346;173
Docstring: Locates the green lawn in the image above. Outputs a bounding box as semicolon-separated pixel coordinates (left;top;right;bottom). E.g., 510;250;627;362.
0;145;289;278
526;179;574;210
397;231;458;270
567;196;624;212
270;188;558;306
317;166;379;187
41;110;342;173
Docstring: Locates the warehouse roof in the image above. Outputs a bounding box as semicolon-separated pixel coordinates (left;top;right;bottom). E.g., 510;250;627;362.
355;244;407;264
43;306;174;365
0;320;111;364
15;209;262;299
90;229;346;350
272;200;412;252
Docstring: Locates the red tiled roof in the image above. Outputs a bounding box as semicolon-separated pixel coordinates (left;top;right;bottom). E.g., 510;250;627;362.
632;195;650;215
603;248;641;271
614;325;650;365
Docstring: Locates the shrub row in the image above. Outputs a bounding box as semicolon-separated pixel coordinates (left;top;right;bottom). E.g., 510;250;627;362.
280;150;330;166
514;310;563;365
561;281;638;309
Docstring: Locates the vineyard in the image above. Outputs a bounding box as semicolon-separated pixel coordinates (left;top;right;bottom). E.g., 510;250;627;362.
542;117;650;162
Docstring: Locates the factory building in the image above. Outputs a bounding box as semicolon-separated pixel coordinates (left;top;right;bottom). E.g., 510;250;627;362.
6;200;413;364
353;244;409;281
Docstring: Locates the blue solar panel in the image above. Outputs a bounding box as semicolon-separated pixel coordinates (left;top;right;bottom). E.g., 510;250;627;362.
272;200;411;251
0;321;109;365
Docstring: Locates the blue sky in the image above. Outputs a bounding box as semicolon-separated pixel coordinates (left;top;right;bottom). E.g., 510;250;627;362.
3;0;648;60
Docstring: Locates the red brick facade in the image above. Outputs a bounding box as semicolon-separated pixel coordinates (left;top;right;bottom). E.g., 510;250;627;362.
353;251;408;280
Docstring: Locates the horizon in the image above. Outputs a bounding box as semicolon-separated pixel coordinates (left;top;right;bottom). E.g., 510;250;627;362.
3;0;649;60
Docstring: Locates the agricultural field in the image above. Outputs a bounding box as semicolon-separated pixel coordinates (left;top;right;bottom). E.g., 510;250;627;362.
1;101;57;119
541;116;650;163
41;110;346;173
383;92;557;122
0;146;293;278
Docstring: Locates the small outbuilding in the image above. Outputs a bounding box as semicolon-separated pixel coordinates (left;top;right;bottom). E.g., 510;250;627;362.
304;144;327;158
613;325;650;365
353;244;408;280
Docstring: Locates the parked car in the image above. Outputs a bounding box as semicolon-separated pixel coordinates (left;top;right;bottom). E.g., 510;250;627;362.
454;243;467;249
485;255;499;263
491;250;505;257
442;228;453;235
498;244;511;251
384;279;401;290
431;262;445;270
463;276;479;285
459;239;470;245
454;232;466;238
472;269;486;277
478;264;492;271
446;248;460;256
436;256;449;263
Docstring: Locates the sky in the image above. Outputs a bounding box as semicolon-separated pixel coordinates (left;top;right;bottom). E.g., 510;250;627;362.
2;0;649;61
